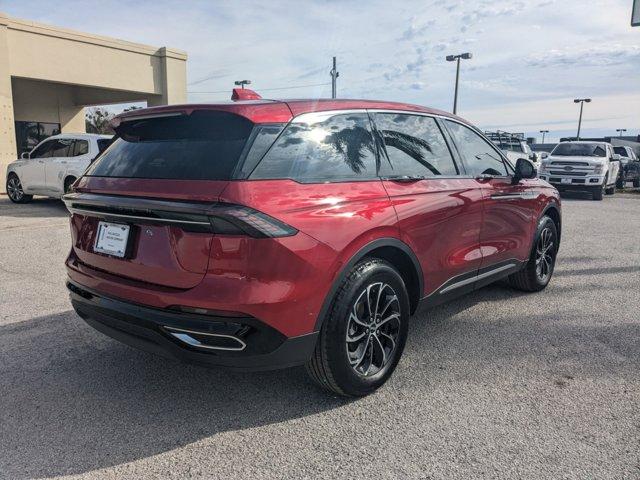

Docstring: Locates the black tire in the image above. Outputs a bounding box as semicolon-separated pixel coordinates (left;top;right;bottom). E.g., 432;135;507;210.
306;258;410;397
507;216;558;292
6;173;33;204
605;183;615;195
616;173;625;189
592;181;604;201
64;176;77;194
634;178;640;188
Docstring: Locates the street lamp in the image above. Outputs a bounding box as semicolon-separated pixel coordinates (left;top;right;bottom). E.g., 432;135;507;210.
573;98;591;140
234;80;252;89
446;52;473;115
616;128;627;137
540;130;549;144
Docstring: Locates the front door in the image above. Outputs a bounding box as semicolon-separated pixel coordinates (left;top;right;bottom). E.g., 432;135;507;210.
443;120;537;273
20;139;54;191
372;112;484;298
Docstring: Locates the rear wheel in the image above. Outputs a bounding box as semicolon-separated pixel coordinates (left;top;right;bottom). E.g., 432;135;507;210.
634;178;640;188
6;173;33;204
306;258;410;397
64;176;77;194
508;216;558;292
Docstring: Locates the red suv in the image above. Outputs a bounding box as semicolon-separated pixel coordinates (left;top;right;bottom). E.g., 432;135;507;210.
63;91;561;397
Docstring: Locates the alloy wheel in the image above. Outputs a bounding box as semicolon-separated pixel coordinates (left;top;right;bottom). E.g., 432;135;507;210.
535;227;555;282
346;282;400;377
7;176;24;202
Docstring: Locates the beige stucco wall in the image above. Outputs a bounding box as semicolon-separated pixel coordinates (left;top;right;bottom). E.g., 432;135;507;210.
0;12;187;193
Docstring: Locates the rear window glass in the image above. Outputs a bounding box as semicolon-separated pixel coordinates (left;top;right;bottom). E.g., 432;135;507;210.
250;112;378;182
86;111;254;180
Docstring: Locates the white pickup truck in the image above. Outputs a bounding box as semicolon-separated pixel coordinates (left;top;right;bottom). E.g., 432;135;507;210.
537;141;621;201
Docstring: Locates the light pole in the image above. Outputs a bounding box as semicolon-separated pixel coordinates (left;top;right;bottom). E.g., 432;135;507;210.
616;128;627;137
330;56;339;99
234;80;251;89
446;52;472;115
540;130;549;144
573;98;591;140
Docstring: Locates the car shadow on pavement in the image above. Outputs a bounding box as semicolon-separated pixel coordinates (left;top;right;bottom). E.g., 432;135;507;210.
0;197;68;218
2;284;638;478
0;311;351;479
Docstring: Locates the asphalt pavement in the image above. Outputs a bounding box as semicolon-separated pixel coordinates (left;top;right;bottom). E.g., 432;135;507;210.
0;192;638;479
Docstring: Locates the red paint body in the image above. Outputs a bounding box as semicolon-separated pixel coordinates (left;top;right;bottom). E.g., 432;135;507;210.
66;98;560;352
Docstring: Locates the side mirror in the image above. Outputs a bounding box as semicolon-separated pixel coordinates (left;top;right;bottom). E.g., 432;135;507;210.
21;152;30;159
512;158;536;184
612;154;621;161
540;152;549;159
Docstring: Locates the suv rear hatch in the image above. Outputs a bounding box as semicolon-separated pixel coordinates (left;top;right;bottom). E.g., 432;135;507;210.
64;109;285;289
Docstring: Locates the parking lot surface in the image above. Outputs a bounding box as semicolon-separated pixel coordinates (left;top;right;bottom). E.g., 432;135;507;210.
1;193;639;479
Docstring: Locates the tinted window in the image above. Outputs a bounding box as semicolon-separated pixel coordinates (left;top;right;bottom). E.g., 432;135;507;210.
251;113;377;182
49;139;73;157
237;124;286;178
445;121;508;176
31;140;55;159
97;139;112;153
14;121;61;155
72;140;89;157
374;113;457;177
86;111;254;180
551;143;606;157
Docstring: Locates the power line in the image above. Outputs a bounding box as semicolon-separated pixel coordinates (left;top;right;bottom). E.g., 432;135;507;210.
189;82;331;94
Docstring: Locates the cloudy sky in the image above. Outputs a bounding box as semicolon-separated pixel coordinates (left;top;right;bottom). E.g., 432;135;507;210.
4;0;639;141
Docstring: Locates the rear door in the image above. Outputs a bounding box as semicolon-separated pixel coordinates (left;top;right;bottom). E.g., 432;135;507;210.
443;120;538;271
44;138;73;192
371;112;484;298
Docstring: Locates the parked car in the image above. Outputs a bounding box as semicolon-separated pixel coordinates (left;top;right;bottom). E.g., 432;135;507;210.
6;133;112;203
485;131;539;164
538;141;621;200
614;146;640;188
62;92;561;397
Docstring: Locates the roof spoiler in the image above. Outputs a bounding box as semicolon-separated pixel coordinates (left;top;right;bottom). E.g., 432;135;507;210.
231;88;262;101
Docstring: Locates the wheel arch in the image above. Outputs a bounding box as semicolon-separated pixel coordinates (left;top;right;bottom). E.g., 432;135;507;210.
63;174;78;192
314;238;423;331
542;202;561;245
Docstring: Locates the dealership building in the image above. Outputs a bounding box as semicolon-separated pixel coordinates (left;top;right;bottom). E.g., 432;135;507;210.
0;12;187;192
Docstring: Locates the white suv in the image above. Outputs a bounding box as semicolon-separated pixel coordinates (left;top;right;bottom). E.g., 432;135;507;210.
6;133;112;203
538;141;621;201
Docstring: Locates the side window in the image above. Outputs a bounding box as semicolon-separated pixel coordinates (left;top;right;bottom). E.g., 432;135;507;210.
374;113;458;177
445;120;508;177
48;139;73;158
31;140;57;159
71;140;89;157
72;140;89;157
250;113;377;182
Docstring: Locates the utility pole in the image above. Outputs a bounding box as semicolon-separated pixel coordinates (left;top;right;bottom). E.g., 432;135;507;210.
616;128;627;137
330;56;339;99
573;98;591;140
540;130;549;144
446;53;472;115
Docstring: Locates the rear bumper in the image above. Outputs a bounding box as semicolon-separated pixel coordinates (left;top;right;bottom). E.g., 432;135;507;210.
67;280;318;371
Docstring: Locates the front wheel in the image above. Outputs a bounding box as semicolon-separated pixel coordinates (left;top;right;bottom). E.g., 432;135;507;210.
6;173;33;204
616;172;625;189
507;216;558;292
306;258;410;397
